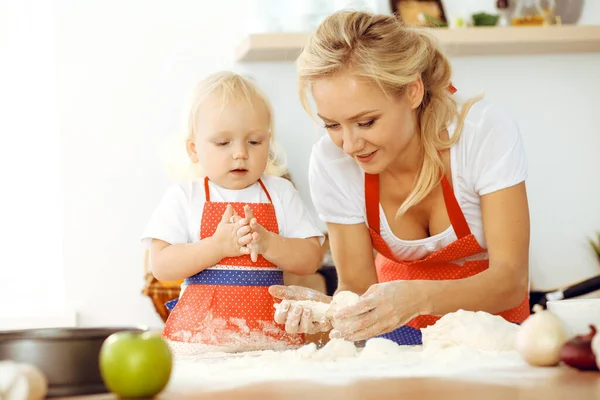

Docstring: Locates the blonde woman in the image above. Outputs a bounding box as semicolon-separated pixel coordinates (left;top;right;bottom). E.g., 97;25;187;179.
270;10;531;345
142;71;323;355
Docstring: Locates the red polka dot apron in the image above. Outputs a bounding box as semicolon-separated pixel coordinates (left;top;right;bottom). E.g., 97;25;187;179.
364;172;530;345
162;177;304;352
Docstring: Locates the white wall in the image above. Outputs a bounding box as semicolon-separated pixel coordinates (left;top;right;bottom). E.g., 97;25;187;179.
53;1;600;329
56;0;253;328
0;0;68;328
240;52;600;294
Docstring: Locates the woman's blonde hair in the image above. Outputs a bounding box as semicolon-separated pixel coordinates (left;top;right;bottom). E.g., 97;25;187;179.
297;10;481;216
163;71;287;181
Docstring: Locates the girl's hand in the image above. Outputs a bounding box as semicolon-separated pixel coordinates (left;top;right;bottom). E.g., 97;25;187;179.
213;204;251;259
237;205;271;262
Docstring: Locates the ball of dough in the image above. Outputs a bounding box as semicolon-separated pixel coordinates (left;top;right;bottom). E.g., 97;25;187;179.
314;339;357;361
360;338;401;358
325;291;360;319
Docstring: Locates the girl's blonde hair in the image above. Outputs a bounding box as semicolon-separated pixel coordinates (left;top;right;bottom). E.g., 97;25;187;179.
164;71;287;181
297;10;482;216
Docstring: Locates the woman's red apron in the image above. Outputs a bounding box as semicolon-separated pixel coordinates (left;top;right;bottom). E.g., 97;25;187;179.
162;177;304;352
364;172;530;345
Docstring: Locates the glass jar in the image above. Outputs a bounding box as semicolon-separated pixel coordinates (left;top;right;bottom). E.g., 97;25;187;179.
512;0;547;26
540;0;557;24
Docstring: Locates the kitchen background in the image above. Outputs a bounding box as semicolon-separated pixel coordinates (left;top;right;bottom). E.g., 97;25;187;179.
1;0;599;330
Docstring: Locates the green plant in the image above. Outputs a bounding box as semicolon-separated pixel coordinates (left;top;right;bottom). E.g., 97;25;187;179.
472;12;499;26
421;13;448;27
590;232;600;263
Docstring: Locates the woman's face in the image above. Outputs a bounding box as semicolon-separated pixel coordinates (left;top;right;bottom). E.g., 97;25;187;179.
311;72;423;174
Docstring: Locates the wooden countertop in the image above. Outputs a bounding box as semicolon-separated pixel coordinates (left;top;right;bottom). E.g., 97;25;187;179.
58;367;600;400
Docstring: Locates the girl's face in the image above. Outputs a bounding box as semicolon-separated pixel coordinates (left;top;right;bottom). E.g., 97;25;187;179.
187;94;271;190
311;72;423;175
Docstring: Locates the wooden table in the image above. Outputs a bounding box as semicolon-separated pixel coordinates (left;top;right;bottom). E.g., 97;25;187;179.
58;368;600;400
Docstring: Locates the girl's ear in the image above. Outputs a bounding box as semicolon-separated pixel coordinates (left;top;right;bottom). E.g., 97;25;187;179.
186;137;199;163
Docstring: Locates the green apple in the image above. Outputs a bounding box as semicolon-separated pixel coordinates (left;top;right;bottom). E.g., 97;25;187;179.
99;330;173;398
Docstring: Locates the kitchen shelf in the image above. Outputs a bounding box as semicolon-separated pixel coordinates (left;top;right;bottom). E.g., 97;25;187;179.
236;25;600;62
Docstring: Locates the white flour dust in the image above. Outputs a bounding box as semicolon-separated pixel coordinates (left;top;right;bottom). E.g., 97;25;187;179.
168;340;529;392
167;310;535;393
167;314;303;356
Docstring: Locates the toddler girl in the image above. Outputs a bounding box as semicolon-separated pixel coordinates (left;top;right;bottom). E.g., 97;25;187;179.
142;71;324;355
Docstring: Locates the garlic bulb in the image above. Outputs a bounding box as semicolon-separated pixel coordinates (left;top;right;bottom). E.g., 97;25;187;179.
592;325;600;370
515;305;568;367
0;362;47;400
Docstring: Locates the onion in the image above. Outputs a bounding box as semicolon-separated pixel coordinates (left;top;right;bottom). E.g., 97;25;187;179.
560;325;599;371
593;327;600;370
515;305;568;367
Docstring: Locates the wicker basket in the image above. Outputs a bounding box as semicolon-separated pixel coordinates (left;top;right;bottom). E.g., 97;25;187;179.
141;250;182;323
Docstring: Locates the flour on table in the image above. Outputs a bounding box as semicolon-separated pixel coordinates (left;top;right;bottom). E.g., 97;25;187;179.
168;309;528;392
421;309;519;352
166;316;301;356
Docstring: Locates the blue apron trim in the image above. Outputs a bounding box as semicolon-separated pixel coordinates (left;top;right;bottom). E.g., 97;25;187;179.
165;298;178;312
164;269;284;312
185;269;284;286
376;325;422;345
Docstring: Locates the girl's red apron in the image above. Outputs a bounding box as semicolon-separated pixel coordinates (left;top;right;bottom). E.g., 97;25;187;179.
162;177;304;351
364;172;530;345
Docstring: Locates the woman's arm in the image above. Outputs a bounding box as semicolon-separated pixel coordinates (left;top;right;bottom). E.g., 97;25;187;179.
330;182;530;341
326;222;379;295
421;182;530;315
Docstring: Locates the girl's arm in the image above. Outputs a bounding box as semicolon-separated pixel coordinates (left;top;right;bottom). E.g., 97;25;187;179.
150;237;222;282
151;204;252;281
261;234;322;275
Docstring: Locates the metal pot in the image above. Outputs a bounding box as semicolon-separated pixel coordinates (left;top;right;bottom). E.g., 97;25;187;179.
0;327;145;397
553;0;584;24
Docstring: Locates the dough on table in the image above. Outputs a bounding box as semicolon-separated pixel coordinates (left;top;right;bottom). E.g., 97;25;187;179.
313;339;357;361
359;338;402;358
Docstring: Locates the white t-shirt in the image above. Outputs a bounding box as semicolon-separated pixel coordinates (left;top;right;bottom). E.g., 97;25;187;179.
308;100;527;261
142;175;324;250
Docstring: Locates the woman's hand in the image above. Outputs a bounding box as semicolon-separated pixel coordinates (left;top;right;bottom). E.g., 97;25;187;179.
269;285;333;334
329;280;427;342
